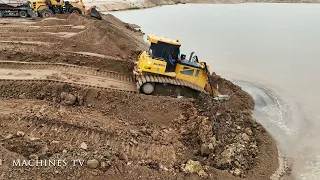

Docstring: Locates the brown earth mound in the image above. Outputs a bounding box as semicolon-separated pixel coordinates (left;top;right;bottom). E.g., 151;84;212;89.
34;14;96;26
49;14;147;58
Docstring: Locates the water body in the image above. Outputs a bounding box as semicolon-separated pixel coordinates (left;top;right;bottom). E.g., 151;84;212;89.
109;3;320;179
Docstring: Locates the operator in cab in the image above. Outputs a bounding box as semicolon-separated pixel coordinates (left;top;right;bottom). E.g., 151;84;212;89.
167;47;181;72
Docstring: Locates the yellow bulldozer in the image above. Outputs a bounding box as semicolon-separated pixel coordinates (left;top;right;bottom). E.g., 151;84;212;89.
29;0;101;19
133;34;230;101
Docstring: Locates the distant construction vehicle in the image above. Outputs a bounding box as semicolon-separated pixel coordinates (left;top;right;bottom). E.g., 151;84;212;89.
29;0;101;19
133;34;229;101
0;0;37;17
0;0;101;19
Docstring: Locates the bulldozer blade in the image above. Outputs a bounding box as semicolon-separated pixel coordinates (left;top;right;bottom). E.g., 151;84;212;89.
89;7;102;20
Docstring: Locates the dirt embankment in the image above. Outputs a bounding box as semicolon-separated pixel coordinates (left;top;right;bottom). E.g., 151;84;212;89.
84;0;320;12
0;14;280;179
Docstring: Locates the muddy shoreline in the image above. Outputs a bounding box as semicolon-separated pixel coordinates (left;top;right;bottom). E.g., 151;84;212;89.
0;14;288;179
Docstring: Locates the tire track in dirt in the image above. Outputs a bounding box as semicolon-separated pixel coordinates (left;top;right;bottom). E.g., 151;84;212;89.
0;61;134;82
0;41;53;46
0;25;85;34
0;61;136;91
0;25;86;30
65;51;126;61
0;32;78;40
0;113;177;167
0;79;136;93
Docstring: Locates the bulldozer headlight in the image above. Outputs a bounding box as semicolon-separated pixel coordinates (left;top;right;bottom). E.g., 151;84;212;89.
147;61;152;65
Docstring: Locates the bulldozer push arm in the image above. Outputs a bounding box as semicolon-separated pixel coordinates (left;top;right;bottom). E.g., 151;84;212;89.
203;61;215;95
203;62;230;101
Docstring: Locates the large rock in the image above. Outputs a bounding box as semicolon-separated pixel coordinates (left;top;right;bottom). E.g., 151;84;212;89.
118;152;128;162
221;147;235;163
183;160;202;174
200;137;217;156
233;168;242;176
216;146;235;167
245;128;253;136
242;133;250;142
60;92;76;105
80;142;88;150
16;131;25;137
29;154;39;160
182;160;208;177
87;159;99;169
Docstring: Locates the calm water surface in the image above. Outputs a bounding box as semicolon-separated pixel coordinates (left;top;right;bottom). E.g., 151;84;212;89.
109;4;320;179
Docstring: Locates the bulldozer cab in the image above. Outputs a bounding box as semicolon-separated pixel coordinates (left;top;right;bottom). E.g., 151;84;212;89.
147;35;181;72
149;42;180;72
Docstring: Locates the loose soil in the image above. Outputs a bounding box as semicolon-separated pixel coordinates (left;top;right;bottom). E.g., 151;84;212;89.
0;14;282;180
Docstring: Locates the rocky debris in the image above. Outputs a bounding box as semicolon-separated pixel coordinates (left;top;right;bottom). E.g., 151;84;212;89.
233;168;243;176
118;152;129;162
100;161;111;170
18;93;26;99
62;149;68;155
51;140;60;145
197;115;217;156
16;131;25;137
182;160;208;178
80;142;87;150
242;133;250;142
1;136;48;165
129;138;138;145
87;159;99;169
60;92;77;105
159;163;168;171
27;136;41;141
245;127;253;136
4;134;13;139
175;79;261;176
200;141;215;156
29;154;39;160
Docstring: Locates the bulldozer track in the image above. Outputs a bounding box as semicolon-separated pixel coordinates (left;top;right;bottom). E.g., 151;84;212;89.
64;51;126;61
0;25;86;31
0;114;176;166
0;41;53;46
135;73;205;93
0;61;135;83
0;79;136;93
